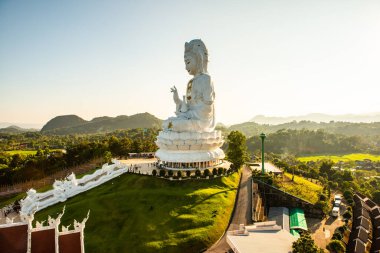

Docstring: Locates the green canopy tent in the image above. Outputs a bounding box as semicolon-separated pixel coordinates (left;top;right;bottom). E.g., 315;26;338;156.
289;208;308;231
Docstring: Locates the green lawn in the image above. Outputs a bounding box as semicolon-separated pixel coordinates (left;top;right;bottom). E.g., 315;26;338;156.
35;173;240;253
297;153;380;163
275;172;322;204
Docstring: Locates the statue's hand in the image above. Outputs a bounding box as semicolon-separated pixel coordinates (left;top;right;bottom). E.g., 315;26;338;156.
170;86;180;104
170;86;177;93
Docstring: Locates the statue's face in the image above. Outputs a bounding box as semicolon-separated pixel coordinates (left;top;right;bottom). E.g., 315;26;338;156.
184;54;197;75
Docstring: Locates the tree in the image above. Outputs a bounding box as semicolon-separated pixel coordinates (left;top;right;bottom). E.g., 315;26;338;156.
319;161;333;176
152;169;157;176
203;169;210;177
226;131;249;169
327;239;345;253
319;193;327;201
315;200;330;215
343;190;353;200
292;232;324;253
372;191;380;205
103;151;112;164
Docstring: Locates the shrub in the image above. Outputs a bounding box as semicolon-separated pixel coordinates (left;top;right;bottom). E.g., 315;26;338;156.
337;225;347;233
195;169;201;177
186;170;191;177
212;168;218;176
203;169;210;177
346;198;354;206
332;232;343;240
218;167;223;175
292;232;324;253
159;169;166;177
168;170;174;177
319;193;327;201
315;200;329;215
343;210;352;220
327;239;345;253
343;190;353;200
177;171;182;178
152;169;157;176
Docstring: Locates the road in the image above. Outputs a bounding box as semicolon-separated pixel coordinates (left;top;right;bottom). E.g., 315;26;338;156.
206;165;252;253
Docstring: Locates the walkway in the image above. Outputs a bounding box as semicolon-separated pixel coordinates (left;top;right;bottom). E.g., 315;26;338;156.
207;165;252;253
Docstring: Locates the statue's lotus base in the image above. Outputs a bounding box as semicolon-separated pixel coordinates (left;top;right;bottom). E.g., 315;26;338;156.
155;148;225;163
155;130;225;170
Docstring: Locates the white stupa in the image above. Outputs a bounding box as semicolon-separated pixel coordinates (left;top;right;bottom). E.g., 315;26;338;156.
155;39;225;170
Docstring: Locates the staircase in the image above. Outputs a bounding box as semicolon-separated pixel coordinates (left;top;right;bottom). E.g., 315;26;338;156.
252;182;266;222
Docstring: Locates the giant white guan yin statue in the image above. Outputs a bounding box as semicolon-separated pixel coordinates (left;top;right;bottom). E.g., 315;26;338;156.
156;39;225;168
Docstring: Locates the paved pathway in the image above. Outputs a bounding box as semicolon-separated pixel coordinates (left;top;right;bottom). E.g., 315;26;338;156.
207;165;252;253
309;195;346;250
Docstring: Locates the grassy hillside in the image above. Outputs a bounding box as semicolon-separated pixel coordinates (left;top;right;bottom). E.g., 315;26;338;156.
275;172;322;204
35;173;240;253
297;153;380;163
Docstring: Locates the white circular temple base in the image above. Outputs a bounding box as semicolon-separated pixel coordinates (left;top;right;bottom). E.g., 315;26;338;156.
155;130;226;170
155;148;225;163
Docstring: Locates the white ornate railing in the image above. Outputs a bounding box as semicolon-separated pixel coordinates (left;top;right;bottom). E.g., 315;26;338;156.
20;159;128;216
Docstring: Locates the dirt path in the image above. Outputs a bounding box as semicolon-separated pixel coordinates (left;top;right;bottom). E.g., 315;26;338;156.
207;166;252;253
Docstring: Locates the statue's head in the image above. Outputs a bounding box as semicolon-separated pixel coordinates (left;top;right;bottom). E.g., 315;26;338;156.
184;39;208;75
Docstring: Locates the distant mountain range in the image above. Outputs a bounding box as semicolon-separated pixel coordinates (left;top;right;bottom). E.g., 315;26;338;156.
40;113;162;135
0;122;42;129
250;113;380;125
2;112;380;136
228;120;380;137
0;125;39;134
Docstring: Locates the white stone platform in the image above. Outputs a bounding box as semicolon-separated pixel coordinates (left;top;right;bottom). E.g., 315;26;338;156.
155;130;225;168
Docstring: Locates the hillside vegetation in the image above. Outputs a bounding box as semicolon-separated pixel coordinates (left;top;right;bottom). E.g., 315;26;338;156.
35;173;240;253
275;172;323;204
246;129;380;155
41;113;162;135
229;120;380;137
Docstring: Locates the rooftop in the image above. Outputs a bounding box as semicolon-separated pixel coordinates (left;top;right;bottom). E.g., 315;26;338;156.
347;239;366;253
227;229;296;253
350;227;368;244
289;208;308;231
268;207;290;232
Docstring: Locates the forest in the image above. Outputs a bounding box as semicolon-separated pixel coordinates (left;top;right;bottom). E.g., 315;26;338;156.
1;127;380;185
0;129;158;184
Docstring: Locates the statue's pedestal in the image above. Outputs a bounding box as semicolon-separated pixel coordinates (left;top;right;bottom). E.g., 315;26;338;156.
155;130;225;170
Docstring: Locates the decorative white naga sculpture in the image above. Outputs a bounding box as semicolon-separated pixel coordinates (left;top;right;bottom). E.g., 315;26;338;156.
156;39;225;168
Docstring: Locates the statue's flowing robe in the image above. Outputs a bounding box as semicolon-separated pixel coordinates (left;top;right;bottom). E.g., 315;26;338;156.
163;73;216;132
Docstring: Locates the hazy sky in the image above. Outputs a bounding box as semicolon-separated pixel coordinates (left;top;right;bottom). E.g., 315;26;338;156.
1;0;379;127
